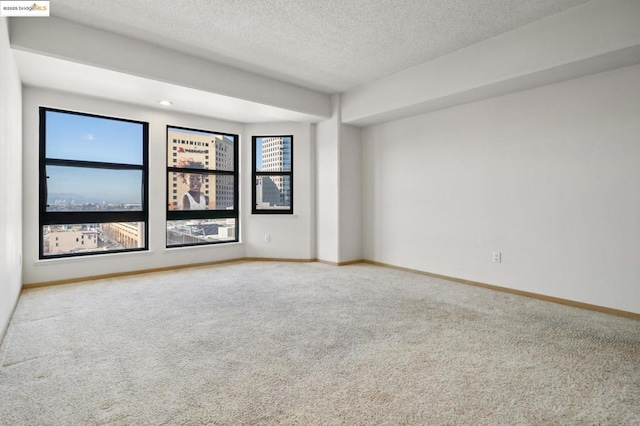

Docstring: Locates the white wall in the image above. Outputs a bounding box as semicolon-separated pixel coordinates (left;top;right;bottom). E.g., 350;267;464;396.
0;18;23;341
315;96;363;264
315;95;340;262
22;88;245;284
363;65;640;314
242;122;315;259
339;123;362;262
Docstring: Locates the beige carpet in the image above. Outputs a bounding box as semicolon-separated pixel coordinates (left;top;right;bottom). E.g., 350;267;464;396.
1;261;638;424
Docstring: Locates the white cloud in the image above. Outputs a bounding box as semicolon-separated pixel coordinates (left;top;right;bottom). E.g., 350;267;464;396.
83;133;95;141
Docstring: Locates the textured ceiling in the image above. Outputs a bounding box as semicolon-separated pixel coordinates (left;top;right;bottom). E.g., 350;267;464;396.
50;0;591;94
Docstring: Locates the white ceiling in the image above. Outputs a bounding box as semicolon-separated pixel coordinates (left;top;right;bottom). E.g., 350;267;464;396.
48;0;591;94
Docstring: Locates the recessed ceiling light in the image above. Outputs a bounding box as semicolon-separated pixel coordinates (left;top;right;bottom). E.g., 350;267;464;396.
158;100;173;106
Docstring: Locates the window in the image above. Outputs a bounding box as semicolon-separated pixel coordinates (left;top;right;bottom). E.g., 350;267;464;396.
252;135;293;214
39;108;148;258
166;126;238;247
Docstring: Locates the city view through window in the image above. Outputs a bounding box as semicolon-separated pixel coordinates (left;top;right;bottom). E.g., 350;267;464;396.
40;112;241;255
41;109;147;257
253;136;293;213
43;222;145;256
166;126;238;246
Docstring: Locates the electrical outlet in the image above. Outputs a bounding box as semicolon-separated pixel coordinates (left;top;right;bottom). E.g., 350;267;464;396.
493;252;502;263
265;234;271;243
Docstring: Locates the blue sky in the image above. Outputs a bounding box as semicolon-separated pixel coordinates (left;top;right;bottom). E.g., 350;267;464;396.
256;143;262;167
46;111;143;203
47;166;142;204
46;111;144;164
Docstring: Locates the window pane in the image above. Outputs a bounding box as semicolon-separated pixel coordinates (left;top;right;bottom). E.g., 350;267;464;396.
255;175;291;210
255;136;291;172
168;127;234;171
46;166;143;211
167;219;236;246
42;222;145;256
167;172;235;211
45;110;143;165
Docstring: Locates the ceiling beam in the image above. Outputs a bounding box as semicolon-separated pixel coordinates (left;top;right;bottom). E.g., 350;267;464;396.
9;16;331;121
342;0;640;126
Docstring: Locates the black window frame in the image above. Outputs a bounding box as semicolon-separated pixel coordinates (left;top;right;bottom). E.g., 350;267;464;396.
39;107;149;259
166;125;239;248
252;135;294;215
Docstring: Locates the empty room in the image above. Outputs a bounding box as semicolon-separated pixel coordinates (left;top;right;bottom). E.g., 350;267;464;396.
1;0;639;423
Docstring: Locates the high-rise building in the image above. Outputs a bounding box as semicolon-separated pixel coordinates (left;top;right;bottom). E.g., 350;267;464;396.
259;137;291;207
167;130;234;210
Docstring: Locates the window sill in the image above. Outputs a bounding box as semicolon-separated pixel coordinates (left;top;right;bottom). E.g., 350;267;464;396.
34;249;154;266
251;213;298;217
163;241;244;253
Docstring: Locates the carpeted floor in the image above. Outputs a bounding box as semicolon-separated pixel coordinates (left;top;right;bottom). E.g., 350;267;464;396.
1;261;639;424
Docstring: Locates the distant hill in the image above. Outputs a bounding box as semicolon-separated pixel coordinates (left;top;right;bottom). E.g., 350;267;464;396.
48;193;106;204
